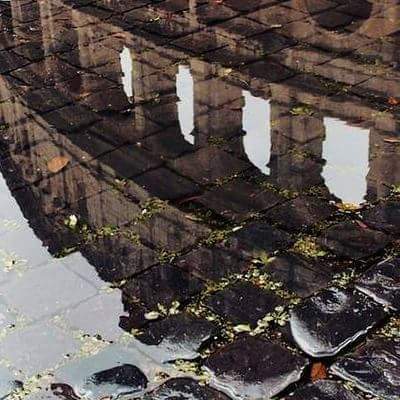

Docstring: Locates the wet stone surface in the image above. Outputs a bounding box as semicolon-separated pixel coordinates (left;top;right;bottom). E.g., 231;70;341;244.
285;380;362;400
0;366;21;399
135;313;218;362
144;378;232;400
205;335;308;399
205;281;285;328
331;338;400;400
356;257;400;311
266;253;333;297
290;287;387;357
362;199;400;237
0;0;398;398
320;221;391;260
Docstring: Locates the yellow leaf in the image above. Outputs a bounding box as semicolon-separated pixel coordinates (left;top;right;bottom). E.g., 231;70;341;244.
47;156;70;173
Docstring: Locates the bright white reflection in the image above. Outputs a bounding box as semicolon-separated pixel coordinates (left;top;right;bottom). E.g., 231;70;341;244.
322;117;370;204
242;91;271;174
176;65;195;145
120;46;133;101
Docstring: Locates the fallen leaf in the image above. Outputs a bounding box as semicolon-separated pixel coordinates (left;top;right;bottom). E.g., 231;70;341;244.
388;97;399;106
47;156;70;173
310;362;327;382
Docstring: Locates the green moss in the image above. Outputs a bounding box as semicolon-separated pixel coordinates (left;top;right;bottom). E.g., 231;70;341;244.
293;236;327;258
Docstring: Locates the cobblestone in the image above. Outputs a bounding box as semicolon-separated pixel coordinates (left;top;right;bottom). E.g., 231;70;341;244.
0;0;398;398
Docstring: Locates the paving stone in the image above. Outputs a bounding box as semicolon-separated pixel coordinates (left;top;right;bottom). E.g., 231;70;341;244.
175;245;250;281
362;199;400;236
0;365;21;399
266;253;333;297
0;262;97;320
331;338;400;400
170;147;251;185
319;221;391;260
133;167;200;201
122;264;204;311
0;321;80;376
355;257;400;311
140;126;193;158
10;57;78;88
266;195;335;231
84;365;148;398
130;204;211;252
91;143;163;179
227;222;294;259
285;380;362;400
0;50;29;74
290;287;387;357
144;378;231;400
54;345;162;400
205;335;308;399
205;281;285;328
196;179;283;222
134;313;218;362
62;291;124;341
45;104;100;133
82;235;157;282
23;87;71;113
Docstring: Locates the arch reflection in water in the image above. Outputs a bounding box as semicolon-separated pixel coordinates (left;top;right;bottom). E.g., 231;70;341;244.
242;91;271;175
176;65;195;145
322;118;370;205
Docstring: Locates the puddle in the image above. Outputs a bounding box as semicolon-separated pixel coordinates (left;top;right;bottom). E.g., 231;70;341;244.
322;118;370;205
242;91;271;175
0;0;399;399
176;65;195;145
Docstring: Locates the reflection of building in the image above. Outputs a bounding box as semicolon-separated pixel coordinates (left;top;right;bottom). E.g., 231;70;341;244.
0;0;399;330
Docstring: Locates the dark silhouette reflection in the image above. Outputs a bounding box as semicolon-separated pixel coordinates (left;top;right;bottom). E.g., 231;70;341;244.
0;0;399;398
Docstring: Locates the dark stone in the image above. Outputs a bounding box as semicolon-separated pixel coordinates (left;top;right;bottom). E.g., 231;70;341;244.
82;235;158;282
320;221;391;260
331;338;400;400
175;245;250;281
23;87;71;113
0;49;29;74
45;104;100;133
266;195;335;231
172;31;225;54
356;257;400;311
10;57;78;87
130;204;211;252
170;147;251;185
195;3;238;25
267;253;333;297
290;287;386;357
86;364;148;393
197;179;283;222
286;380;362;400
216;17;268;39
227;222;294;259
122;264;205;311
145;378;231;400
133;167;200;201
362;199;400;236
242;59;295;83
135;313;218;362
205;336;308;399
205;281;285;327
141;126;193;158
92;143;163;179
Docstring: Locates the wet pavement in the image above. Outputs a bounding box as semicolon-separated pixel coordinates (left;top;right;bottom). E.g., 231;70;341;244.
0;0;398;399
